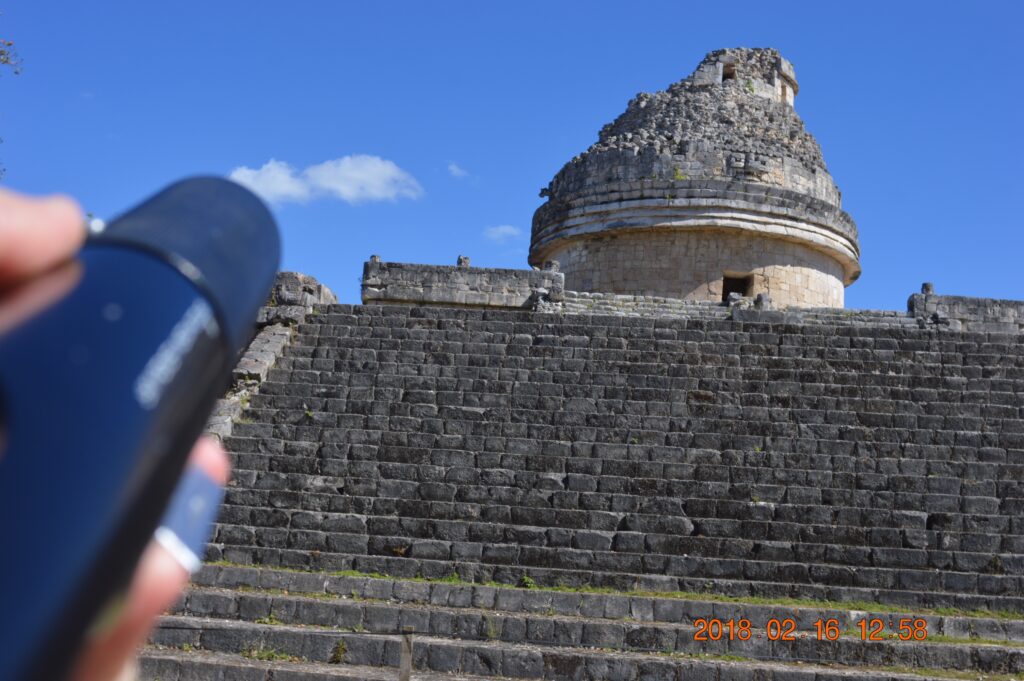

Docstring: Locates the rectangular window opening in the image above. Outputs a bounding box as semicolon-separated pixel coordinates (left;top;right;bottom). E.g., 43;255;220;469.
722;275;752;302
722;64;737;81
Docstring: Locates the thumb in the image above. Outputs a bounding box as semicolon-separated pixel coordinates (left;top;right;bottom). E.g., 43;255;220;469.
70;436;230;681
0;188;85;286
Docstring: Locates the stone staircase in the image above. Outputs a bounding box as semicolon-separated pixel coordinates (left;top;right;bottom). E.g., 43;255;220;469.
142;303;1024;679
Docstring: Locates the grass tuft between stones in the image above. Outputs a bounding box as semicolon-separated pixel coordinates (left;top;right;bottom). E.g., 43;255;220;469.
329;640;347;664
240;646;304;663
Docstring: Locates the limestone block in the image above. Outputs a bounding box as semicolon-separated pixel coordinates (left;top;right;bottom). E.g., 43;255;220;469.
359;259;565;310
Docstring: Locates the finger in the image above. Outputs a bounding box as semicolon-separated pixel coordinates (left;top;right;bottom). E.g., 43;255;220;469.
70;436;230;681
0;259;82;335
0;188;86;286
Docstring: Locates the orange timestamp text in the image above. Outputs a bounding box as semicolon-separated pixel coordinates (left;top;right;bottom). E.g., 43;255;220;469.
692;617;929;642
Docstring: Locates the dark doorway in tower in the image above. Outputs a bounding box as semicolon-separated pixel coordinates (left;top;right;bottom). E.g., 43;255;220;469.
722;63;737;81
722;275;752;302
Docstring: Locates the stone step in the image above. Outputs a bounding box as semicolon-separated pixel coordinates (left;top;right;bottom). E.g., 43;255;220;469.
275;357;1022;391
251;376;1024;430
256;388;1020;422
291;308;1010;332
300;302;1017;335
234;432;984;469
277;335;1024;373
207;543;1024;613
227;437;1023;498
228;422;1024;484
217;490;1023;559
150;615;1024;680
283;333;1024;365
228;430;1024;481
234;432;1024;475
297;311;970;333
171;585;1024;672
241;383;1024;433
251;377;1024;423
226;446;1024;512
209;545;1024;614
228;462;1024;530
257;368;1022;402
265;360;1024;397
235;419;1024;469
222;468;1024;536
280;324;1022;358
224;459;1024;521
236;392;1024;444
221;485;1018;549
310;324;1004;346
244;408;1023;458
290;338;1021;364
225;473;1024;525
210;515;1024;591
228;463;1023;523
225;460;1020;538
140;647;507;681
282;319;1024;350
219;501;1024;577
220;475;1021;546
295;320;848;337
195;564;1024;643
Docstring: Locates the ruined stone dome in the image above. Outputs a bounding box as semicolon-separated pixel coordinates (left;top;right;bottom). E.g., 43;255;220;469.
530;47;861;308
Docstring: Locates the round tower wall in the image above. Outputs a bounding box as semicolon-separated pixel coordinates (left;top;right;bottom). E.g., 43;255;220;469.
531;48;860;309
549;229;845;308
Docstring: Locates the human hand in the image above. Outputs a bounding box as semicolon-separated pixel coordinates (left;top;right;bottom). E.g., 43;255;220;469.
70;437;229;681
0;187;231;681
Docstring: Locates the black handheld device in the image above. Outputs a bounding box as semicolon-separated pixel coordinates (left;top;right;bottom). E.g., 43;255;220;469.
0;177;280;680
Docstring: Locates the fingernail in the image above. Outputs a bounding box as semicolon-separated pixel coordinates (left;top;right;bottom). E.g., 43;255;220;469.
154;466;224;573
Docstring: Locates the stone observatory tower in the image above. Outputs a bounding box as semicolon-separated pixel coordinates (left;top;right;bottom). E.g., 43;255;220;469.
530;47;860;308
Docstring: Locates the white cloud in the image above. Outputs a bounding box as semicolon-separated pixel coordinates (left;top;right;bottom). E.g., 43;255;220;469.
447;162;468;178
484;225;523;243
229;159;311;203
304;155;423;203
229;155;422;205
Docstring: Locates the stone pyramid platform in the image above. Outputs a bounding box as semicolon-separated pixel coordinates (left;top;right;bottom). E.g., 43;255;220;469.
141;300;1024;679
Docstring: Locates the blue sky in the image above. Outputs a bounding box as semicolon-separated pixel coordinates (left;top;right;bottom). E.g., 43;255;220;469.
1;2;1021;308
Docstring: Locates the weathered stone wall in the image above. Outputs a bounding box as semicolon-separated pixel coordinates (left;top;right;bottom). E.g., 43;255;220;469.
540;144;843;209
361;257;564;308
354;258;1021;330
909;288;1024;333
560;291;729;318
205;271;336;439
550;229;846;308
